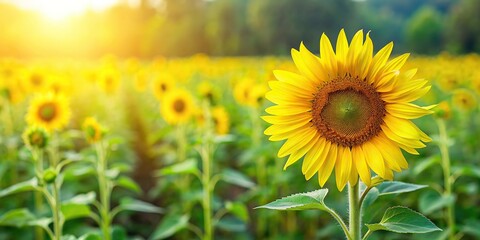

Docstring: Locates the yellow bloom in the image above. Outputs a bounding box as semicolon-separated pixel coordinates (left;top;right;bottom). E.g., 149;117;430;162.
22;125;49;150
234;78;267;107
212;106;230;135
26;92;71;131
134;69;149;92
98;67;120;94
161;88;195;125
152;74;174;101
434;101;451;119
82;117;106;143
263;29;434;191
452;88;477;111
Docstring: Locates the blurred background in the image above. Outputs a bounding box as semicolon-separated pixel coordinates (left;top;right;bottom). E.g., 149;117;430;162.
0;0;479;58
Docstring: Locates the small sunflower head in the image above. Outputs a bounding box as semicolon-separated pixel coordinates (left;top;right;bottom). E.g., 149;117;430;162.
23;126;49;150
161;88;195;125
452;89;477;111
26;92;71;131
82;117;106;143
434;101;451;119
212;106;230;135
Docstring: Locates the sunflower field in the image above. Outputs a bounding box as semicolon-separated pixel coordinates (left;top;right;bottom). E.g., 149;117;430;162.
1;0;480;240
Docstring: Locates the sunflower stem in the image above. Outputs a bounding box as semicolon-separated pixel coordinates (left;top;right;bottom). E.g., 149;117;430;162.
436;119;456;239
349;182;361;240
95;141;111;240
33;148;45;240
324;205;352;240
201;102;214;240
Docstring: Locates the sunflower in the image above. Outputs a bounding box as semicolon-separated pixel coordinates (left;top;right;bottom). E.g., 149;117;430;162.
98;67;120;94
452;88;477;111
22;125;49;150
263;29;434;191
212;106;230;135
161;88;195;125
82;117;106;143
152;74;174;101
234;78;268;107
26;92;71;131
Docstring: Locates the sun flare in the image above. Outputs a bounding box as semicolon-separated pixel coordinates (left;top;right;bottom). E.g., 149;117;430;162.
12;0;120;21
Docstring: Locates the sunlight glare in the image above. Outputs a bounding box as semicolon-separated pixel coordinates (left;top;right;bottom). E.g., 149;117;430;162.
14;0;120;21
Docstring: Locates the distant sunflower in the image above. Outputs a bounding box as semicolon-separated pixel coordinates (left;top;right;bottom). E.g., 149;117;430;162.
452;89;476;111
263;29;434;191
82;117;106;143
161;88;194;125
98;68;120;94
26;92;71;131
212;106;230;135
153;74;174;101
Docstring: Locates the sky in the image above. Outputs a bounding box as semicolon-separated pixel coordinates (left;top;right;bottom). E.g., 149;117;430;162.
0;0;138;20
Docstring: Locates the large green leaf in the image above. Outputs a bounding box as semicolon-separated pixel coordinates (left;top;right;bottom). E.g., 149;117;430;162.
255;189;328;211
61;203;91;221
0;208;36;227
155;159;199;176
366;206;441;234
221;169;255;189
376;181;427;196
215;216;247;232
0;178;38;198
419;191;455;215
225;201;249;222
115;176;142;194
64;192;96;205
113;198;163;217
150;213;189;240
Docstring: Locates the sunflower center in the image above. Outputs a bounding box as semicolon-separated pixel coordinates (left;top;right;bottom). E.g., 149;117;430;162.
38;102;57;122
173;99;186;113
312;75;385;147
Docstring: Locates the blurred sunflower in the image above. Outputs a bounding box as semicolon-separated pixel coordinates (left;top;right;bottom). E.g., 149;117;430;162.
134;69;148;92
161;88;195;125
153;74;174;101
98;67;120;94
212;106;230;135
234;78;268;107
26;92;71;131
452;88;477;111
264;29;434;191
82;117;106;143
22;125;49;150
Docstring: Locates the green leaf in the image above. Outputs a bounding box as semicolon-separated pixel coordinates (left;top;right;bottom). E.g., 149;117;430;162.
376;181;427;196
419;191;455;215
155;159;199;177
78;232;102;240
0;178;38;198
61;235;77;240
61;203;91;221
255;189;328;211
362;187;379;209
221;169;255;189
452;165;480;179
115;176;142;194
0;208;36;227
414;155;440;175
25;218;53;230
215;216;246;232
115;198;163;216
225;201;249;222
150;213;189;240
64;192;96;205
366;206;441;234
462;219;480;237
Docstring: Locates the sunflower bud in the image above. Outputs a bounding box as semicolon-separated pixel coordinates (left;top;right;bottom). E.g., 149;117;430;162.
43;168;57;184
434;101;451;119
82;117;106;143
23;126;49;150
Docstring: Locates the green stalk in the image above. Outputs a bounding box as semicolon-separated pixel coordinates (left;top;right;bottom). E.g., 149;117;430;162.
349;183;361;240
51;181;62;240
96;142;111;240
33;148;45;240
201;103;213;240
436;119;455;239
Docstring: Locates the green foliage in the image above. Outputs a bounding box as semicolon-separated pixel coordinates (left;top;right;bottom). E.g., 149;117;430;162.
366;206;441;234
150;213;189;240
256;189;328;211
405;6;444;54
376;181;427;196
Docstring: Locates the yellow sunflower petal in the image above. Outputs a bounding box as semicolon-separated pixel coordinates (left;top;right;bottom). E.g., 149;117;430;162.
319;33;338;74
278;127;317;158
303;138;329;179
273;70;316;91
335;146;352;191
367;42;393;84
284;134;320;169
386;103;435;119
352;146;371;186
317;143;338;187
362;141;386;179
265;105;311;116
